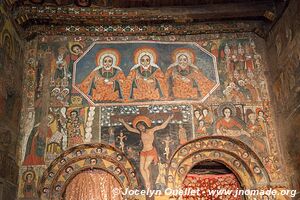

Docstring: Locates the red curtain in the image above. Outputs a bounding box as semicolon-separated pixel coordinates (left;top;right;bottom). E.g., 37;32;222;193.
65;170;123;200
182;173;242;200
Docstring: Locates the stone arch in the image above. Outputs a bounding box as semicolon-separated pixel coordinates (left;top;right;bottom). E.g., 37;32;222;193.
38;143;139;200
167;136;271;190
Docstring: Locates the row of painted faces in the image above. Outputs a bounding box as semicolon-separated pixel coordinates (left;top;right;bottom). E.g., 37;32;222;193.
74;48;217;101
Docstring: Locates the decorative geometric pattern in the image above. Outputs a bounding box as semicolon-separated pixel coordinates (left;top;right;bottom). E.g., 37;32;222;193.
38;143;138;200
167;136;270;190
182;173;242;199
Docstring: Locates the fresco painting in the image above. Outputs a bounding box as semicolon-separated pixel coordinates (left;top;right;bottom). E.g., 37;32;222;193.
18;37;287;199
0;6;24;194
100;104;193;189
45;107;68;164
19;166;45;200
49;42;85;107
44;106;99;165
78;48;127;102
73;41;219;104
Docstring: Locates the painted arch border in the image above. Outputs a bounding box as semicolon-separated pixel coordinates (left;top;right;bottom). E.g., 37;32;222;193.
72;40;220;106
38;143;139;200
167;136;271;191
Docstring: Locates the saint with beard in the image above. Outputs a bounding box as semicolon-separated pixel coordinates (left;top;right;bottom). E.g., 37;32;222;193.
166;48;215;99
78;48;126;102
127;47;167;100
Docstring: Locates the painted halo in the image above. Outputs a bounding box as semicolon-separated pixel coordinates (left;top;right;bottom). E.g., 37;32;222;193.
2;29;13;56
95;48;121;67
132;115;152;128
217;102;237;117
38;143;139;199
133;46;158;65
22;168;36;182
167;136;271;190
68;42;83;55
171;48;196;64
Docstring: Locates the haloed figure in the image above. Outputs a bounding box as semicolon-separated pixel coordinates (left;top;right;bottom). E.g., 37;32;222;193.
127;47;167;100
119;115;173;189
216;107;249;137
166;48;215;99
23;171;36;198
78;49;126;102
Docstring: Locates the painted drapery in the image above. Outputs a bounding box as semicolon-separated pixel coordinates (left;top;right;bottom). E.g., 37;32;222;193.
182;173;242;199
65;170;122;200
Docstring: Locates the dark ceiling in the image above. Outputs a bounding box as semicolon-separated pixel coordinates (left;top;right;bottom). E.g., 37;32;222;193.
17;0;284;8
7;0;289;39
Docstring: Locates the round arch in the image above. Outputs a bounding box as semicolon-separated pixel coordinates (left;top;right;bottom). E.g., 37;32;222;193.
167;136;271;191
38;143;139;200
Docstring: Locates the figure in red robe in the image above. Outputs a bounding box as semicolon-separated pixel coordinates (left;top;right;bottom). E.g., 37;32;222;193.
23;97;45;166
23;124;46;165
127;47;167;101
78;48;127;102
66;110;84;147
166;48;215;99
216;107;249;137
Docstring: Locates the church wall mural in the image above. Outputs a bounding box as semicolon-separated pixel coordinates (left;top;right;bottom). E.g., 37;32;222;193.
18;34;290;199
266;0;300;191
0;3;24;200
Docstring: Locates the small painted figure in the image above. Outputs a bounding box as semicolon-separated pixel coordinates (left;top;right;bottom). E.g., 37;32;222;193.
162;136;174;160
46;113;64;161
117;131;127;153
64;42;84;80
52;46;69;87
178;124;188;145
247;112;269;155
199;108;213;125
66;110;84;147
22;170;36;199
256;108;268;133
108;127;116;147
196;120;207;135
68;43;83;63
155;161;168;190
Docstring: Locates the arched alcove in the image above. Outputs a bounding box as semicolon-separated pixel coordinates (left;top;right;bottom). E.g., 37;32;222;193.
38;143;139;200
167;136;271;196
182;161;245;199
63;169;123;200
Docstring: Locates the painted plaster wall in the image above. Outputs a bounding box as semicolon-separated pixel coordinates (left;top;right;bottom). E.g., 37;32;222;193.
0;3;24;200
266;0;300;194
18;33;292;199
